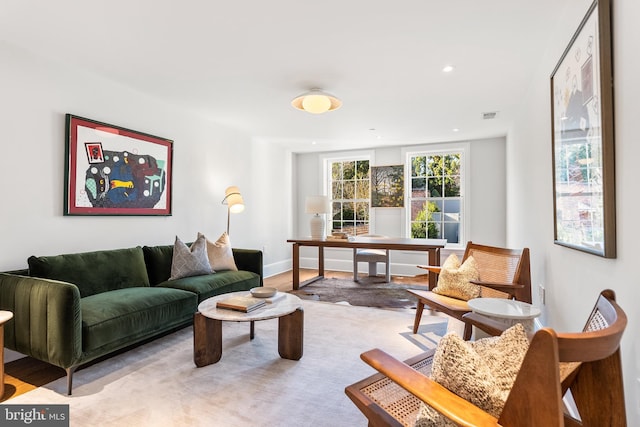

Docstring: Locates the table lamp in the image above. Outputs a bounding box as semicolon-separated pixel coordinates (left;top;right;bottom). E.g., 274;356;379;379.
305;195;329;240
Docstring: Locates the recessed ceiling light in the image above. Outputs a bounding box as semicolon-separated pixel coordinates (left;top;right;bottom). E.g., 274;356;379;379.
453;128;460;132
442;65;454;73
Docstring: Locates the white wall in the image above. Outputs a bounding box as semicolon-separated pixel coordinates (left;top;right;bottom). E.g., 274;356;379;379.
293;137;507;275
0;41;292;273
507;0;639;421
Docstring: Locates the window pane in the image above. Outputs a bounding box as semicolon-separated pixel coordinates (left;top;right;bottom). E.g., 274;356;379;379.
343;180;355;199
356;179;370;199
332;181;342;200
343;161;355;180
444;154;460;175
332;202;342;220
443;199;460;214
332;162;342;181
411;221;426;238
443;223;459;243
444;175;460;197
343;202;355;220
427;222;442;239
411;156;426;177
356;202;369;221
427;156;442;176
356;160;370;179
411;200;426;221
427;177;443;197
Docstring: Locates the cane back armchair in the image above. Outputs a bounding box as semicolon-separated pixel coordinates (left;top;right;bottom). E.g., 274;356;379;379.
409;241;531;340
345;289;627;426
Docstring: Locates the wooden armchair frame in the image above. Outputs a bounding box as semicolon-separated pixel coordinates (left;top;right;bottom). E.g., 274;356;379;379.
345;289;627;426
409;241;531;340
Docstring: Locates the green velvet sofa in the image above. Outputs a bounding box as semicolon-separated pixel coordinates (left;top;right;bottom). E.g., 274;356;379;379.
0;244;262;395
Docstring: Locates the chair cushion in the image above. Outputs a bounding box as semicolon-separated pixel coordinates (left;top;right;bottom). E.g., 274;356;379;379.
28;247;150;298
415;323;529;426
198;232;238;271
169;235;213;280
432;253;480;301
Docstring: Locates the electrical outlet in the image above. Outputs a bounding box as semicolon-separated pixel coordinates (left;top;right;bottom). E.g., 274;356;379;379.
538;284;546;305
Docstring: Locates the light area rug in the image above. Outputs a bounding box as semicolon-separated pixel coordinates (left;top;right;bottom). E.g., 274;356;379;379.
9;301;451;427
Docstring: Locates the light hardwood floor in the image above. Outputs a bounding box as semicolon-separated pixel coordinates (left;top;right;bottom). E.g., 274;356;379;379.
1;269;427;401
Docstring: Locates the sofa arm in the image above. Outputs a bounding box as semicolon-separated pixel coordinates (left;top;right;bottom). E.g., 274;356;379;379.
0;273;83;369
232;249;263;286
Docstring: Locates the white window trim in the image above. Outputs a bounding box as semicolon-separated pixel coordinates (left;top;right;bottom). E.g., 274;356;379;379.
402;142;470;250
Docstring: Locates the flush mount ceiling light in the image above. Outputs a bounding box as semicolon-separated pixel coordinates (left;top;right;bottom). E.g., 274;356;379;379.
291;88;342;114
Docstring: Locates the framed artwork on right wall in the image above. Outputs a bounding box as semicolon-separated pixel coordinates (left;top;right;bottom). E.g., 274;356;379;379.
550;0;615;258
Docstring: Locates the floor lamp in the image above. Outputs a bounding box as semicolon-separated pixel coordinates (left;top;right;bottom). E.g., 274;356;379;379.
221;186;244;234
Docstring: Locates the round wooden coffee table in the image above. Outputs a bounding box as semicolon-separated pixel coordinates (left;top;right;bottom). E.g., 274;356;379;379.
193;291;303;367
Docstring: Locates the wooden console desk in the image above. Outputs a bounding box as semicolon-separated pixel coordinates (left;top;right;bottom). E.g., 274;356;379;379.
287;237;447;290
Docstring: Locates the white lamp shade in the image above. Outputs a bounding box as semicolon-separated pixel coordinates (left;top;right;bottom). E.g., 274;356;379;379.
224;186;245;213
305;195;329;214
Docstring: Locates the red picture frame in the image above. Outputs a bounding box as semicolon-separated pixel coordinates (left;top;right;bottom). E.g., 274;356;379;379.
64;114;173;216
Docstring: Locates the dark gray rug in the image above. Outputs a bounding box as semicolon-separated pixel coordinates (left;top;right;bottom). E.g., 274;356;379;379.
289;276;428;309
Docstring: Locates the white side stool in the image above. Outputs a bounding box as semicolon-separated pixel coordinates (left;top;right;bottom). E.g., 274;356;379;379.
467;298;540;339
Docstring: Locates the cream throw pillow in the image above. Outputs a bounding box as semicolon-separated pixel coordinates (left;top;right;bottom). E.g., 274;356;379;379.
169;235;213;280
415;324;530;427
198;232;238;271
432;253;480;301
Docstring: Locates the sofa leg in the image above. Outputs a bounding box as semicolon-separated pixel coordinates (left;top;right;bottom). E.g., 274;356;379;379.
66;367;76;395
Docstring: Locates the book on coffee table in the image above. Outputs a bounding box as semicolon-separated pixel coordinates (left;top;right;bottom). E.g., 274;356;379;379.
216;295;267;312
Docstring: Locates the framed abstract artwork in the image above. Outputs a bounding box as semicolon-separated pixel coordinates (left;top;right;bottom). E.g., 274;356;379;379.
64;114;173;216
550;0;615;257
371;165;404;208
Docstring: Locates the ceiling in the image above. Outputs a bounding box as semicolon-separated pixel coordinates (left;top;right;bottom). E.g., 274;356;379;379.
1;1;577;153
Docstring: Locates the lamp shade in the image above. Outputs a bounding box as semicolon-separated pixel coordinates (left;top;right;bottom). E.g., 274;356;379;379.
305;195;329;214
224;186;245;213
291;89;342;114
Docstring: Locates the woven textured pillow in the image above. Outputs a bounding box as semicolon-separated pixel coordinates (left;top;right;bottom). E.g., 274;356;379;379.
198;232;238;271
169;235;213;280
432;253;480;301
415;324;529;426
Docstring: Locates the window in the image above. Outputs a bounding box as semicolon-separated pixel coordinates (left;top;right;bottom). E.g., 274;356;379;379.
408;151;464;245
328;158;370;235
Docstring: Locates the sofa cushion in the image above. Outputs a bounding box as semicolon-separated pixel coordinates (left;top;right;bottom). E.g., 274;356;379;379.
198;232;238;271
81;287;197;353
28;247;150;298
169;235;213;280
142;244;174;285
157;270;260;302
